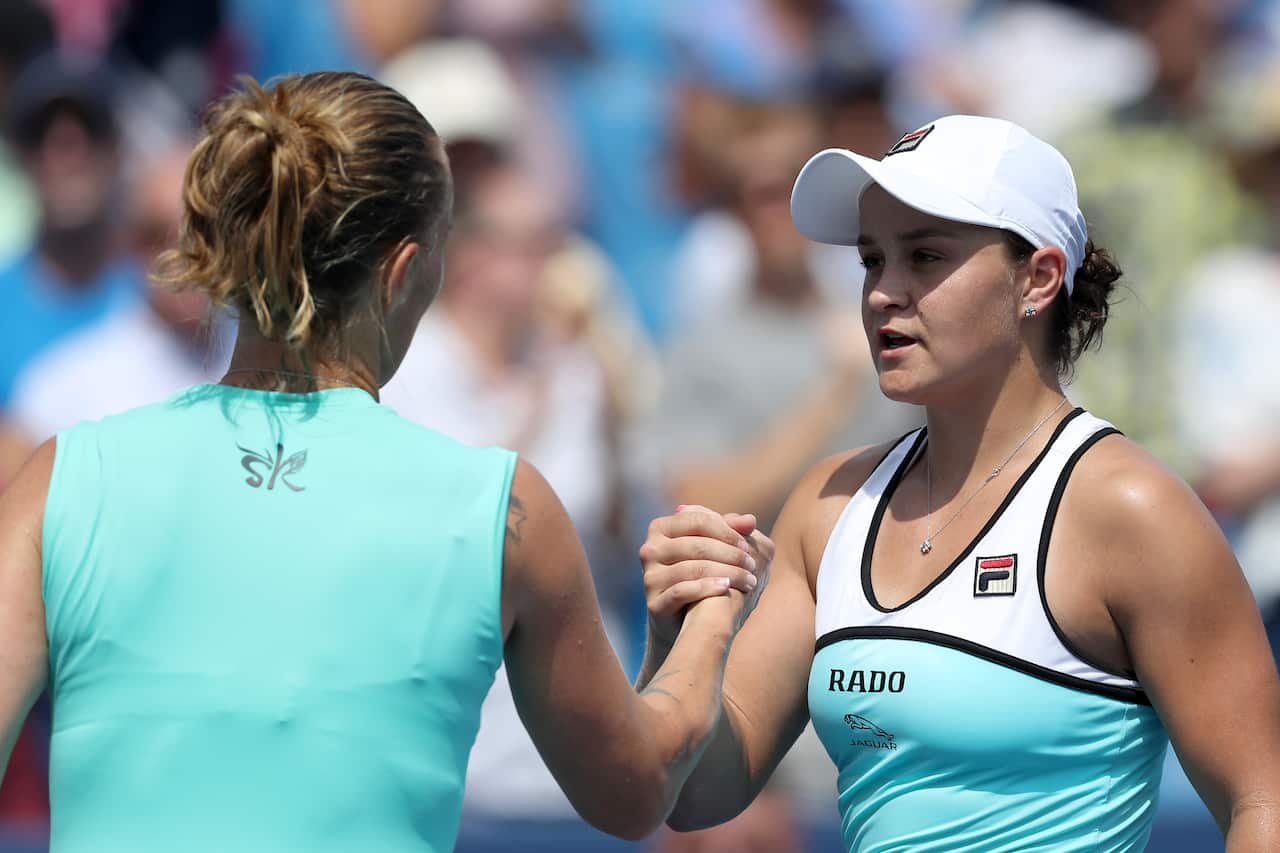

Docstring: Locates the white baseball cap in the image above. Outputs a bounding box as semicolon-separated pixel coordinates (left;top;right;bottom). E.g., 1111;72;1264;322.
790;115;1088;295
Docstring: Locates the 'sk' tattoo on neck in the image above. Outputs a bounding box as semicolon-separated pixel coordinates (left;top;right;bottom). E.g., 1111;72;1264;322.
238;442;308;491
506;494;528;544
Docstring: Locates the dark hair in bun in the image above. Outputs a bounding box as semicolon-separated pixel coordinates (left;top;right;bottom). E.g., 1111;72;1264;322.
1002;232;1122;378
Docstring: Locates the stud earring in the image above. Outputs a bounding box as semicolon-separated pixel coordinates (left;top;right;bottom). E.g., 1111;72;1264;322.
1023;305;1037;317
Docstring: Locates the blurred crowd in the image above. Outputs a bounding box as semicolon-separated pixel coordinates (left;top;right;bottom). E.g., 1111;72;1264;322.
1;0;1279;850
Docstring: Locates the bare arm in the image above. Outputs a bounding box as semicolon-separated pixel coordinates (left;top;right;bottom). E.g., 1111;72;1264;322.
642;453;867;829
0;422;33;491
501;459;765;840
0;440;52;779
1079;444;1280;850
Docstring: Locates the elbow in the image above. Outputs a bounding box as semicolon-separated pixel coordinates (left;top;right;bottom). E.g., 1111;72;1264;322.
610;817;665;843
568;758;674;842
577;792;669;842
665;811;714;833
665;799;741;833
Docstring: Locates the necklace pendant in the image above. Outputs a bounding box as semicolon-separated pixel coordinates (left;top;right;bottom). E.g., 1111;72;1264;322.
920;539;933;555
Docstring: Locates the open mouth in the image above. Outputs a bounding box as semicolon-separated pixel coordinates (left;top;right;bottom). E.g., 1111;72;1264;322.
880;332;916;351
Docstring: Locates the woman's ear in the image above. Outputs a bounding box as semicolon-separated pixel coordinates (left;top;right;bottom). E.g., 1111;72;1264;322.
382;240;421;313
1021;245;1068;315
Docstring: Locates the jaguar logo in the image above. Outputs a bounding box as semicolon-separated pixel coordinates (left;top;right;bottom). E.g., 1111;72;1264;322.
844;713;897;750
843;713;894;741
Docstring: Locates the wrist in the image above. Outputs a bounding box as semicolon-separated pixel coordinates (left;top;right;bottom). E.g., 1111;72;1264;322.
645;615;679;654
680;596;737;644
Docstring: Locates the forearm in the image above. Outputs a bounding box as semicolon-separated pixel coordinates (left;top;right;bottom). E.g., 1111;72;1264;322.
1225;797;1280;852
634;601;736;791
636;618;759;829
670;375;858;515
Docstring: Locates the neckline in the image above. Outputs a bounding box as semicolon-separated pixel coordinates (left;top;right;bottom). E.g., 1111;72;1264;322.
860;408;1085;613
184;382;379;408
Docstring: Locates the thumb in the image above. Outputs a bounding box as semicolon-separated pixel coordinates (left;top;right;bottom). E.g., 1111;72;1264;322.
723;512;758;536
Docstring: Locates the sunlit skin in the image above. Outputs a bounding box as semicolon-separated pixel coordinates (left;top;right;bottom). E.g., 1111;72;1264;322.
854;185;1075;505
856;184;1066;409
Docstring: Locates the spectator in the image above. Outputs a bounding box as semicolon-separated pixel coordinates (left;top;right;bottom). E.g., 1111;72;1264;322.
1059;0;1263;472
901;0;1154;138
454;0;688;337
226;0;443;80
1175;62;1280;656
670;77;899;330
378;37;520;200
381;163;640;821
109;0;235;117
0;51;139;409
0;0;54;265
656;101;917;530
8;141;230;443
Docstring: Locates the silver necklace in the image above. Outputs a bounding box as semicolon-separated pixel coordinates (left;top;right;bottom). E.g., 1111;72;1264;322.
221;367;358;390
920;397;1069;556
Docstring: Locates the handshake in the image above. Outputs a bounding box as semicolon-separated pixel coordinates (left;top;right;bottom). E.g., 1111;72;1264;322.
638;504;775;650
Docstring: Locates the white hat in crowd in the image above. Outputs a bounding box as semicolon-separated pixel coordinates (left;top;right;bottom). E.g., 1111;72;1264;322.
379;39;519;149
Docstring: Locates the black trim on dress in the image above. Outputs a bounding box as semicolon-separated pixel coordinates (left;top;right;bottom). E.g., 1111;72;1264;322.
814;625;1151;706
861;408;1086;614
1036;426;1136;681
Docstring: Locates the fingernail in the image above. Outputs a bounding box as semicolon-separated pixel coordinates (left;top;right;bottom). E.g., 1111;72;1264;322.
676;505;687;512
737;537;749;550
715;577;731;588
745;556;757;572
745;574;758;589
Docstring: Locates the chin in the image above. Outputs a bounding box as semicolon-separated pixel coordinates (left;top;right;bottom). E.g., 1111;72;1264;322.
876;368;934;406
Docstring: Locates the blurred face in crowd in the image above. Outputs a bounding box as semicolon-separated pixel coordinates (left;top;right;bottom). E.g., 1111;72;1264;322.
21;104;119;234
446;167;564;323
1122;0;1240;98
857;185;1025;405
726;105;822;294
132;145;213;343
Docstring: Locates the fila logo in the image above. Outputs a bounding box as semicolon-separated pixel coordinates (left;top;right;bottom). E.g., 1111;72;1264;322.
974;555;1017;596
885;124;934;157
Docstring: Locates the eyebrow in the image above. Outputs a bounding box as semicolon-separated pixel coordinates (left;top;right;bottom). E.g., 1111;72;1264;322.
856;226;967;247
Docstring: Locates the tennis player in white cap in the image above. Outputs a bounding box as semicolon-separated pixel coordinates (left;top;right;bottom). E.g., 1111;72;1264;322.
638;115;1280;850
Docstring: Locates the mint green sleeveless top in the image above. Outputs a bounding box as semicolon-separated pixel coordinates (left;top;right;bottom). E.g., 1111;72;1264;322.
41;384;515;852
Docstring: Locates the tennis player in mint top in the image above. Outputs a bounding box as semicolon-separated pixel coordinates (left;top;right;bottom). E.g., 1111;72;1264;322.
0;72;771;852
638;115;1280;850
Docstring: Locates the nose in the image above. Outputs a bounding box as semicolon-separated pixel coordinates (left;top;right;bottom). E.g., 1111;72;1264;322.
863;263;911;314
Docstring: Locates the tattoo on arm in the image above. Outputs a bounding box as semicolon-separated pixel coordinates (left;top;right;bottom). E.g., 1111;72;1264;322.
506;494;528;545
641;670;683;702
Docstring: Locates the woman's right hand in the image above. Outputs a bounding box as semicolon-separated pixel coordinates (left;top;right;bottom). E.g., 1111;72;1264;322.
639;505;774;648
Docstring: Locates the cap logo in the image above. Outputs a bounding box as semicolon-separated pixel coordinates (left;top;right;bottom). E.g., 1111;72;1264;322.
885;124;934;157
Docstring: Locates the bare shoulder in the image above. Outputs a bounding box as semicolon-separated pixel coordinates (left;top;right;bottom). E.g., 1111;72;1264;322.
778;437;911;587
505;457;572;545
0;438;56;518
1065;433;1211;539
500;457;587;638
1060;432;1236;613
0;438;56;596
